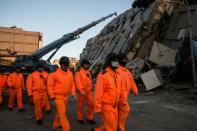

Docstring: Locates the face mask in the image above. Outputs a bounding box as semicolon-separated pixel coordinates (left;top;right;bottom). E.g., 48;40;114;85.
111;61;119;69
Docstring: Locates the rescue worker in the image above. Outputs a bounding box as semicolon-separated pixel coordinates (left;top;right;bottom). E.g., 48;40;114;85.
7;67;25;112
26;62;51;125
75;59;95;124
0;70;7;107
48;56;75;131
42;67;51;112
93;53;122;131
117;53;138;131
27;67;36;106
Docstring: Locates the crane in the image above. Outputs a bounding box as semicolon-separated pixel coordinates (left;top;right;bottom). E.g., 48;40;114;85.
2;12;117;73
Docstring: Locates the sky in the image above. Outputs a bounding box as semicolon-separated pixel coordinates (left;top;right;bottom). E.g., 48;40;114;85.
0;0;133;61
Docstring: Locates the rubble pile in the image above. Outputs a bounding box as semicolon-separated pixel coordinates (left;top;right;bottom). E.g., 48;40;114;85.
80;0;197;90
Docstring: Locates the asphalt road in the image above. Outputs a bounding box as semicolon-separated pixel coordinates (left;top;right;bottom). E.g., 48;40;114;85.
0;88;197;131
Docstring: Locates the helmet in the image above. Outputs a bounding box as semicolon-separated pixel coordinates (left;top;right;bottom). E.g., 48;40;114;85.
105;53;119;67
80;59;90;66
118;53;127;61
14;65;21;70
36;61;44;69
59;56;69;66
13;65;21;73
118;53;128;66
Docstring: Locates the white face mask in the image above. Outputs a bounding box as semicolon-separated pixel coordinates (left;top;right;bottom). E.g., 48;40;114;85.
111;61;119;68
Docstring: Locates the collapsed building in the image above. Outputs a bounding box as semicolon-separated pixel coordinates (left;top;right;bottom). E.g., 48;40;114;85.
0;26;43;65
80;0;197;89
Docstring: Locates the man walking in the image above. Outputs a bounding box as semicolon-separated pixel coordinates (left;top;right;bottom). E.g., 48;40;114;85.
26;63;51;125
7;67;25;112
117;53;138;131
48;56;75;131
75;59;94;124
93;53;122;131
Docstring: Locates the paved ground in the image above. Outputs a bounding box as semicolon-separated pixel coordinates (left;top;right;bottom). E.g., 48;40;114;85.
0;85;197;131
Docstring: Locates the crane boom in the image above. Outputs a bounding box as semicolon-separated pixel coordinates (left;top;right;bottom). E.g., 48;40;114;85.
10;12;117;73
30;12;117;60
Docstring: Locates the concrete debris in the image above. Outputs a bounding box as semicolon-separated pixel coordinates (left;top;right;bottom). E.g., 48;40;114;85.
80;1;197;90
149;41;177;65
126;58;146;78
80;3;156;61
156;64;176;84
141;69;163;91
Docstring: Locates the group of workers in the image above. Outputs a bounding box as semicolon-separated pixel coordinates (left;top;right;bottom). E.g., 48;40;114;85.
0;66;25;112
0;52;138;131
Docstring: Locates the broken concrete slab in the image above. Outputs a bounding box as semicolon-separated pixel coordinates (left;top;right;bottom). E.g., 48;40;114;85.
149;41;177;65
141;69;163;91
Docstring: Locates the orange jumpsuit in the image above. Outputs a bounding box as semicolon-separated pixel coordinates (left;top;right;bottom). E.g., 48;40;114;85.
94;67;122;131
7;72;24;109
75;67;94;121
27;73;34;106
48;68;75;131
41;71;51;111
117;66;138;131
26;71;51;121
0;74;7;104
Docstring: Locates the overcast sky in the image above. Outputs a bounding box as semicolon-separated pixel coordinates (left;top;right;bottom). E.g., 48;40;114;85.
0;0;133;61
